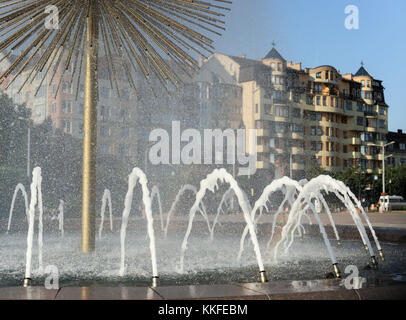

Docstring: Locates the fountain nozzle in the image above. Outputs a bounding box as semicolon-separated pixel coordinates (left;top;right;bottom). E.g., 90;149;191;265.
259;270;268;283
333;263;341;278
152;276;160;288
378;250;385;262
371;256;378;269
364;244;369;253
337;241;342;247
23;278;32;287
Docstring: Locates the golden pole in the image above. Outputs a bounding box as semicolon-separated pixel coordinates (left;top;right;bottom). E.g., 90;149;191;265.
82;1;98;253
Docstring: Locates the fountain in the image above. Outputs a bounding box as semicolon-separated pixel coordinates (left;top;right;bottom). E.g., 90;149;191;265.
178;168;268;283
273;175;381;276
98;189;113;239
24;167;44;287
1;167;401;290
151;186;164;232
58;200;64;237
119;168;159;286
7;183;29;233
164;184;209;238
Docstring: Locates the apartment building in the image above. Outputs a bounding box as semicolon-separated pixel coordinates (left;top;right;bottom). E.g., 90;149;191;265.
0;51;198;166
197;47;389;178
386;130;406;167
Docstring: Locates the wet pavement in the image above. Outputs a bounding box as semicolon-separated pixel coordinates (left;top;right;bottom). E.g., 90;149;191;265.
0;274;405;300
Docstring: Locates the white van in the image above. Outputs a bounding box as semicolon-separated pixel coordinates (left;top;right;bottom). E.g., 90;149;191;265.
379;195;406;211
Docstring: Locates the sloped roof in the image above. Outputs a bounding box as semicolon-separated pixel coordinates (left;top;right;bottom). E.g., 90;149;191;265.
264;47;285;61
354;66;372;77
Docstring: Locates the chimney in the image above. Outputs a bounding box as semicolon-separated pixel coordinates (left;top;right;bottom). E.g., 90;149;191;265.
398;129;403;134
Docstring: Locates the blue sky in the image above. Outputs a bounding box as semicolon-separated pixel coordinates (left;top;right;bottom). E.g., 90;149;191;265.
213;0;406;132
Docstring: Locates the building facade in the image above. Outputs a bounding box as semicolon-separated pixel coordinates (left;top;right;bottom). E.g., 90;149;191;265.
197;48;389;178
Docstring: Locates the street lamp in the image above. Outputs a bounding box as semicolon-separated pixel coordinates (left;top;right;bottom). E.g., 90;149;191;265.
370;141;394;211
18;117;31;179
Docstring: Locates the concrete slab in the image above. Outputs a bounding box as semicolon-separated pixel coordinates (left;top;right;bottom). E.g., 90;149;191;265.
152;284;267;300
55;286;163;300
0;287;58;300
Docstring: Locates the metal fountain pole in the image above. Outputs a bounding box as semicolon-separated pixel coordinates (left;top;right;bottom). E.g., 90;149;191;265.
82;1;98;253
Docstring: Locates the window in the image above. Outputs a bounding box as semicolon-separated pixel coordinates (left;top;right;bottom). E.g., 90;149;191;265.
311;112;316;121
325;71;329;79
379;106;385;115
366;118;377;128
379;120;386;129
345;100;352;110
317;112;322;121
316;96;321;105
51;102;56;114
100;144;110;155
343;131;347;139
100;126;111;137
270;138;280;149
311;142;316;151
100;87;110;99
100;106;111;121
275;106;289;118
361;80;365;87
317;157;322;165
62;101;71;114
317;127;323;136
120;127;129;138
317;142;323;151
265;104;272;114
344;145;348;153
62;82;71;94
292;108;301;118
311;126;316;136
316;72;321;79
400;143;406;151
357;103;363;112
62;120;70;133
322;96;327;106
357;117;364;126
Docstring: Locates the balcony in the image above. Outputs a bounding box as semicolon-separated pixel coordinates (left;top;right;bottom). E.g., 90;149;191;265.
364;111;378;118
256;161;271;169
257;145;270;153
352;137;361;145
351;152;361;158
291;147;304;155
257;129;271;137
292;163;305;171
